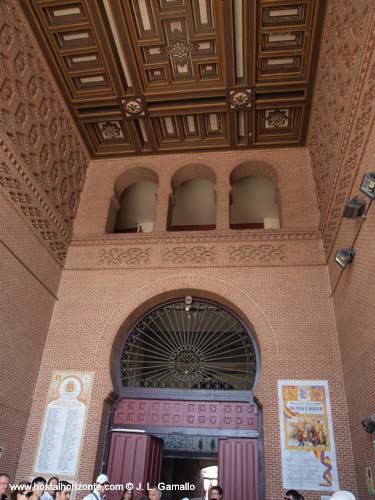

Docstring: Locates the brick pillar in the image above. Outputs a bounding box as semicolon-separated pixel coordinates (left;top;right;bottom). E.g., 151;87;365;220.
215;184;230;230
153;179;170;232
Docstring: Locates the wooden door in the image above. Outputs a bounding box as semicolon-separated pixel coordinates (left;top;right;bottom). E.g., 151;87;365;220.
106;432;163;500
218;438;259;500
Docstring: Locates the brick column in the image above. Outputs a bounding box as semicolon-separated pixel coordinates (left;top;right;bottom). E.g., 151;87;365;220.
153;178;170;232
215;181;230;230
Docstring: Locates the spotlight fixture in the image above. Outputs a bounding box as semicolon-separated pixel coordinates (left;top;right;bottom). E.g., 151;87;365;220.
343;196;366;218
362;413;375;434
360;172;375;199
335;248;355;269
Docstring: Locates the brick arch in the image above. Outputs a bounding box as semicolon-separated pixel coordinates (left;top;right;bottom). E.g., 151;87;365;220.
95;274;280;403
171;163;216;191
229;160;281;229
229;161;279;187
114;166;159;198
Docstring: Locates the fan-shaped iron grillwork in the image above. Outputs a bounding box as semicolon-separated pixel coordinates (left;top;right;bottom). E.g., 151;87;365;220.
120;299;257;390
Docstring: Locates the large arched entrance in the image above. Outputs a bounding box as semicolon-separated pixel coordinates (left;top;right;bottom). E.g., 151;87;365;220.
106;297;262;500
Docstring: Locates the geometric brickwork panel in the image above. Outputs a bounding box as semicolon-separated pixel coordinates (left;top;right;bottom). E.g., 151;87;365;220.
308;0;375;256
0;0;89;264
20;0;325;157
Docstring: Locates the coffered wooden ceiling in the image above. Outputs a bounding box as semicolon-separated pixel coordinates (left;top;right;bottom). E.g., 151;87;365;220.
21;0;325;158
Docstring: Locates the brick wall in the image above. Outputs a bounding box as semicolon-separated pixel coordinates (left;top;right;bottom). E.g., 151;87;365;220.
73;148;320;236
308;1;375;497
327;117;375;500
0;0;89;478
16;265;358;500
16;149;358;499
0;190;60;479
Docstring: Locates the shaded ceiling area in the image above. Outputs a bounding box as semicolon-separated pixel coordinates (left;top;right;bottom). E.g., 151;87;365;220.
22;0;325;157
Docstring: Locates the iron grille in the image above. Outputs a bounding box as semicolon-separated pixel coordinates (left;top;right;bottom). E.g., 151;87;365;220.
120;299;257;390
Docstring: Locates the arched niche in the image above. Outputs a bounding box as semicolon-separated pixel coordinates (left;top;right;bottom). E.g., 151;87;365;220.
229;162;280;229
168;164;216;231
107;167;159;233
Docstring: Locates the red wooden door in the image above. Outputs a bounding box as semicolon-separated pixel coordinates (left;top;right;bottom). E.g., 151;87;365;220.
218;438;259;500
106;432;163;500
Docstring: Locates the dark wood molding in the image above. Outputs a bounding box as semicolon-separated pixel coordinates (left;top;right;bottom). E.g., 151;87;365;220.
19;0;326;157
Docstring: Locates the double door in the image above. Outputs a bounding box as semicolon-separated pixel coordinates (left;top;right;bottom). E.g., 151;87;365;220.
106;431;259;500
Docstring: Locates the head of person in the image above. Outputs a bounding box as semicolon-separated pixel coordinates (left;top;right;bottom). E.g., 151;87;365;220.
31;478;46;499
0;475;10;497
95;475;109;496
331;491;356;500
210;486;223;500
55;482;71;500
11;481;31;500
46;479;59;499
285;490;303;500
122;489;133;500
148;487;161;500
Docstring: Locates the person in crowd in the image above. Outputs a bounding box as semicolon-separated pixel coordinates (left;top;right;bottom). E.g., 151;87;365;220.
54;482;71;500
42;478;59;500
121;489;133;500
135;494;148;500
0;475;10;500
83;474;110;500
331;491;356;500
209;486;223;500
11;481;31;500
148;486;161;500
30;478;46;500
284;490;304;500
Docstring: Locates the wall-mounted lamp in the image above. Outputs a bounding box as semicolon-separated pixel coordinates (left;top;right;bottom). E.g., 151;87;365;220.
343;196;366;218
335;248;355;269
360;172;375;199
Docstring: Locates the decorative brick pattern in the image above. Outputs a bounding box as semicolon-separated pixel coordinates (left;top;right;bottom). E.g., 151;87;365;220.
1;2;372;500
98;247;151;265
0;137;69;264
162;246;216;264
308;4;375;497
308;1;375;256
0;0;89;264
229;244;285;263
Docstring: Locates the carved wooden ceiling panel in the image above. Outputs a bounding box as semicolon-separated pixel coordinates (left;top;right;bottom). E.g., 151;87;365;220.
21;0;325;157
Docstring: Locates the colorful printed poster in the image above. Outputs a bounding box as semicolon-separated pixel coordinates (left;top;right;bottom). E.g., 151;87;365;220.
34;371;93;478
278;380;339;491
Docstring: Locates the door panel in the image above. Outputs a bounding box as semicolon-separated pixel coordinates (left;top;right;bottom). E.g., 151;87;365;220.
106;432;163;500
218;438;259;500
144;434;164;487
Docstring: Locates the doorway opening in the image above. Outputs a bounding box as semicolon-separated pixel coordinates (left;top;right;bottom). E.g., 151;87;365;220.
156;433;218;500
107;296;262;500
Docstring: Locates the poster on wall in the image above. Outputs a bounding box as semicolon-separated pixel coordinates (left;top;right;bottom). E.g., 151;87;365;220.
34;371;93;478
278;380;339;491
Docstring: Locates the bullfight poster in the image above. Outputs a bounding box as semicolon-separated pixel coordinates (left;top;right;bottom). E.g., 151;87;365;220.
278;380;339;491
